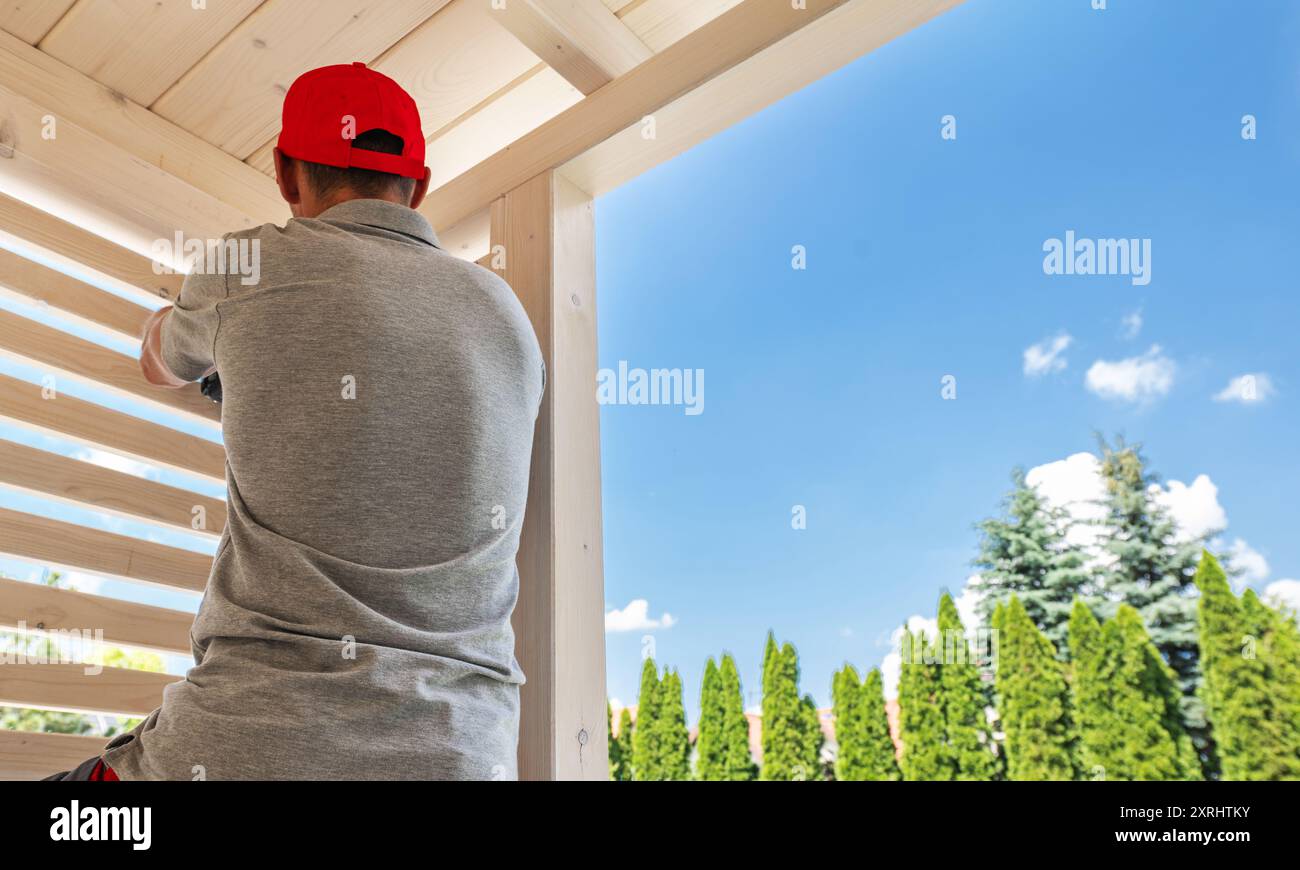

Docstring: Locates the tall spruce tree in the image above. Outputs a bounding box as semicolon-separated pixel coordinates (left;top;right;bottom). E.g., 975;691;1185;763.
1068;600;1199;780
658;668;692;781
801;693;826;780
695;657;725;780
938;593;1000;779
993;597;1075;780
974;469;1092;655
631;657;662;780
862;668;902;780
1095;438;1215;774
1196;552;1300;780
718;653;758;780
898;626;952;780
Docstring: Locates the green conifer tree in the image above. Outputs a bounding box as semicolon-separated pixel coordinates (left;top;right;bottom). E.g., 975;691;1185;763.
832;664;869;781
1095;438;1215;774
862;668;902;780
994;597;1075;780
898;626;952;780
1196;552;1300;780
1069;600;1199;780
718;653;758;780
631;657;661;780
611;707;635;781
658;668;691;781
761;639;817;780
695;657;725;780
938;593;1000;779
975;470;1093;654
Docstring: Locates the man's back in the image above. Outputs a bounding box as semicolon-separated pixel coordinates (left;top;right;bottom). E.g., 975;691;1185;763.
105;199;543;780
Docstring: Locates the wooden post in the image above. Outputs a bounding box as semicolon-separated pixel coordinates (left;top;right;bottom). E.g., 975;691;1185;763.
490;171;608;780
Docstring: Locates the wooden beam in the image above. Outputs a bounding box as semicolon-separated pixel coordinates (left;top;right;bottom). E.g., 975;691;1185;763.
0;27;285;226
0;730;109;782
0;247;151;342
0;507;212;593
492;0;652;94
564;0;965;196
422;0;852;230
0;440;226;538
0;190;181;304
491;171;606;780
0;309;222;426
0;374;226;484
0;662;176;718
0;577;193;657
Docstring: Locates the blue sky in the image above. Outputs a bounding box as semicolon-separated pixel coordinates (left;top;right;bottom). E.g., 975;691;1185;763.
595;0;1300;718
1;0;1296;725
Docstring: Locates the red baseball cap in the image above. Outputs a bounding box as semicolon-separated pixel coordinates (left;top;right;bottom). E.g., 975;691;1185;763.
277;62;426;179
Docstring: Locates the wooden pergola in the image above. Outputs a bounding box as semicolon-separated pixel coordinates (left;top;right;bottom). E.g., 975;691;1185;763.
0;0;960;780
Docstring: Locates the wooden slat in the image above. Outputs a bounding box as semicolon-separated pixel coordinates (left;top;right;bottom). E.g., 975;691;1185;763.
0;0;76;44
421;0;853;232
0;247;151;341
0;190;181;303
492;0;652;95
0;28;286;227
0;374;226;483
0;730;109;781
40;0;264;106
0;662;176;718
0;577;192;656
0;309;222;425
0;440;226;537
492;171;607;780
564;0;965;197
153;0;451;159
0;507;212;593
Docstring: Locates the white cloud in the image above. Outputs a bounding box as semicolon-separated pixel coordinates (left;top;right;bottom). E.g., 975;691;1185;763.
604;599;675;633
1023;333;1073;377
1263;579;1300;616
1025;452;1108;549
1151;475;1227;542
1213;373;1275;404
1120;309;1143;340
1225;538;1269;589
1085;345;1175;402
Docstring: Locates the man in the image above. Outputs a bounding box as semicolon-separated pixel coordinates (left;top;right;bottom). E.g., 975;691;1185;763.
48;63;543;780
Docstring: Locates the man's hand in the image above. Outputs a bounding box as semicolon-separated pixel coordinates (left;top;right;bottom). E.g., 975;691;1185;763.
139;306;205;388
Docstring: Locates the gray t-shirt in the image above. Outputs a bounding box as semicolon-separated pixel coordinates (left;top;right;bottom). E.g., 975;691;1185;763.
104;199;543;780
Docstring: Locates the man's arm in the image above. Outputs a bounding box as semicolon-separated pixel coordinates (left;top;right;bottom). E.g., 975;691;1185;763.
139;306;211;388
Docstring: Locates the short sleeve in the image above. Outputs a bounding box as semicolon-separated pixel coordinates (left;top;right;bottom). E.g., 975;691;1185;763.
161;264;228;382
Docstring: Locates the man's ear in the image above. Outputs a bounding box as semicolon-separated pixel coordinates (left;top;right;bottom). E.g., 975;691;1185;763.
273;148;303;209
407;166;432;211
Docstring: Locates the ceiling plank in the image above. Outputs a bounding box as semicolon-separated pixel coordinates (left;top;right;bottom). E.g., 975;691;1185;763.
617;0;743;53
0;0;76;44
490;0;651;95
0;661;177;718
40;0;264;107
0;730;109;781
0;247;150;343
152;0;451;159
